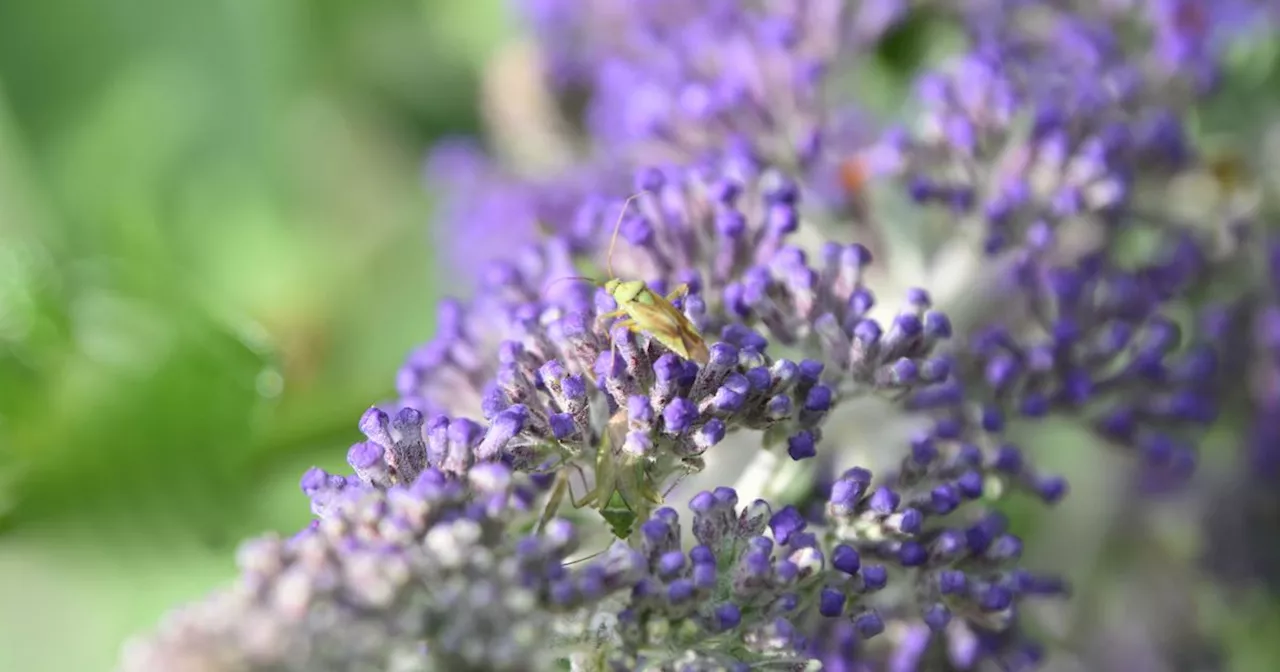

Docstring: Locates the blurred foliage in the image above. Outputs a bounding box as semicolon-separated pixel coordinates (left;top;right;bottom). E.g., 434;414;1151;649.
0;1;510;669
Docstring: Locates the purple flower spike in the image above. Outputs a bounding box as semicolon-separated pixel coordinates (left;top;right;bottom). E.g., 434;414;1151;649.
787;431;818;461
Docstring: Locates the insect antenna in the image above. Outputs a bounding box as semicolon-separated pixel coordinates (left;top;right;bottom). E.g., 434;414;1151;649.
606;191;649;280
540;275;599;300
564;545;613;566
662;471;690;499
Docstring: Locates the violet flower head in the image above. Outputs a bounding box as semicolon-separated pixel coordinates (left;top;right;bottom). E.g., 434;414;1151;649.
518;0;870;171
1111;0;1280;89
424;137;615;283
863;12;1211;257
1201;237;1280;595
123;2;1280;671
121;462;648;672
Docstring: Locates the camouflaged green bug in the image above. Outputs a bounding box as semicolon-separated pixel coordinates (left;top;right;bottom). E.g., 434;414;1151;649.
537;410;663;540
547;193;711;365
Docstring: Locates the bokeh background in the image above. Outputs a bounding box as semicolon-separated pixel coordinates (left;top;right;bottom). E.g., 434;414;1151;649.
0;1;510;669
3;2;1280;671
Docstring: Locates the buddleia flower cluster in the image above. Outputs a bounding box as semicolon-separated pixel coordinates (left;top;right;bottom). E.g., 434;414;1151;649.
121;1;1280;671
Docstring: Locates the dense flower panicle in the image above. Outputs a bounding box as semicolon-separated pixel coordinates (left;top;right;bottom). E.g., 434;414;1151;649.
575;159;803;298
424;138;621;279
1098;0;1280;85
1246;240;1280;480
1201;238;1280;593
951;0;1278;89
820;466;1069;671
398;161;953;473
550;481;1065;670
521;0;917;96
399;158;782;420
860;22;1203;257
120;463;650;672
952;236;1227;486
520;0;852;169
123;1;1280;670
517;0;723;91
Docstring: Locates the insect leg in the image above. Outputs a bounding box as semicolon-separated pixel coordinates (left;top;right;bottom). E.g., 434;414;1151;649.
536;472;569;534
660;464;696;499
564;461;600;509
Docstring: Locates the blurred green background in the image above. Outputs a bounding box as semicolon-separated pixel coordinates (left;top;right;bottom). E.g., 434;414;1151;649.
0;1;512;669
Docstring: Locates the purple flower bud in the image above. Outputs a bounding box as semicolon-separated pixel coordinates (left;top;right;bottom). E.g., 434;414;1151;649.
348;442;390;487
898;541;927;566
692;562;717;591
920;357;952;382
662;397;698;434
689;491;717;515
747;536;774;556
695;419;726;451
359;407;393;446
979;584;1014;612
743;366;772;391
798;359;825;383
689;545;715;566
804;385;833;412
766;394;794;420
477;405;527;460
861;565;888;591
833;545;861;575
561;374;587;400
910;435;938;465
868;487;900;514
923;311;951;339
896;508;923;535
480;386;508;419
818;588;846;617
787;431;818;461
923;604;951;631
878;358;919;387
548;413;575;440
713;603;742;631
988;534;1023;561
657;550;687;579
854;611;885;638
930;485;960;515
667;579;695;604
712;384;746;413
768;506;808;546
1019;391;1050;417
938;569;967;595
627;395;654;426
849;288;876;317
722;324;769;352
957;471;985;499
1036;475;1069;503
653;353;684;383
994;444;1024;473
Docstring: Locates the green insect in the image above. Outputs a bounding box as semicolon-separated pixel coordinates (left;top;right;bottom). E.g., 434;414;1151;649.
551;192;711;365
537;410;664;540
